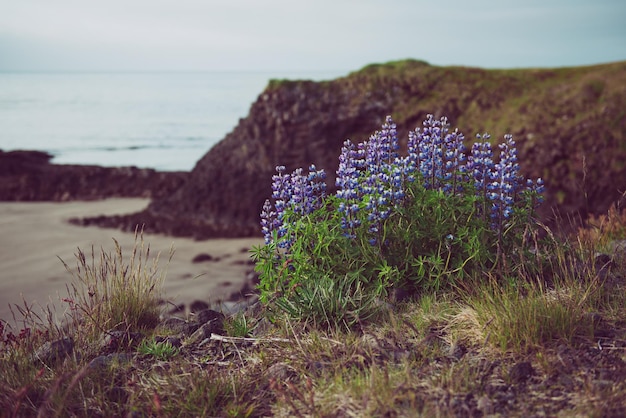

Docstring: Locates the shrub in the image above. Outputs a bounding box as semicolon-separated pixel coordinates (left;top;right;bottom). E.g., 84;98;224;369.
253;115;544;328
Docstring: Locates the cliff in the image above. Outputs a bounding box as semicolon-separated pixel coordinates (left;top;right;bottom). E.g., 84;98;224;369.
10;59;626;238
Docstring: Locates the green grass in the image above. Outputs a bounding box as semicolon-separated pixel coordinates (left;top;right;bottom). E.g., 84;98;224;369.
1;213;626;417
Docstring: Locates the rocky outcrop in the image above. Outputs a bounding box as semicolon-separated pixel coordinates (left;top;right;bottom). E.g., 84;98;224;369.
0;150;187;201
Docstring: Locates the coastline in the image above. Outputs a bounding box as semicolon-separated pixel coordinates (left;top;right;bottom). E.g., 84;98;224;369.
0;198;262;329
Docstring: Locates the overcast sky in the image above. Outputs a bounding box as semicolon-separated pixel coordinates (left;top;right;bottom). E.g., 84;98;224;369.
1;0;625;72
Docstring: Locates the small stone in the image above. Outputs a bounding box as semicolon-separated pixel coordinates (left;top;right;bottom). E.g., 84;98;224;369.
509;361;534;383
33;337;74;365
195;309;225;326
251;317;272;337
266;363;294;380
192;253;216;263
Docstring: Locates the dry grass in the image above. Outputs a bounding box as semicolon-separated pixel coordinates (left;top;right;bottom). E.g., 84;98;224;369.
1;215;626;417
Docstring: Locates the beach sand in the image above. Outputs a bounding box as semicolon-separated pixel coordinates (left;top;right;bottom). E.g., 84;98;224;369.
0;199;262;329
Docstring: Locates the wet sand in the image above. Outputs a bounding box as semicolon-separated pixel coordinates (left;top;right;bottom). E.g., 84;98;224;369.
0;199;262;329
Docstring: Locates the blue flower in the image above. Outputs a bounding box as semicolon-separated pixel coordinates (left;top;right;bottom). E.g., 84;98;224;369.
336;139;364;238
484;135;524;229
262;164;327;248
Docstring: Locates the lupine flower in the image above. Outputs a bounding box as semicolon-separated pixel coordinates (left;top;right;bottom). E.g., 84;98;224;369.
260;199;279;245
263;165;327;249
468;136;496;223
526;177;545;209
417;115;446;190
468;136;495;194
442;127;467;195
407;114;468;195
288;165;326;216
488;135;521;225
271;166;292;246
336;140;364;238
360;116;404;244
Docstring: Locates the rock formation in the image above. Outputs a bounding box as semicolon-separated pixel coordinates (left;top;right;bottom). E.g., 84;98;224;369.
0;150;187;201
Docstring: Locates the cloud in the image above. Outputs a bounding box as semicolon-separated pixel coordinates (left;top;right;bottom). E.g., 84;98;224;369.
0;0;624;71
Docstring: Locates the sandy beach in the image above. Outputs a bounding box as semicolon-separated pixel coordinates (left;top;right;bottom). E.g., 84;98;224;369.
0;198;262;329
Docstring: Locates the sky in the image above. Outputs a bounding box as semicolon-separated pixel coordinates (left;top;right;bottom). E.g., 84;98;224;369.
0;0;625;73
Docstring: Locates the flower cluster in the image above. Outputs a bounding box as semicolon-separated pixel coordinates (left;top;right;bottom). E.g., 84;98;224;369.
262;115;544;247
489;135;521;225
407;115;467;193
336;140;365;238
261;165;326;247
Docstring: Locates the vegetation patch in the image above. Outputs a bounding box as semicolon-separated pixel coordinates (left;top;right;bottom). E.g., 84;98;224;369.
1;117;625;417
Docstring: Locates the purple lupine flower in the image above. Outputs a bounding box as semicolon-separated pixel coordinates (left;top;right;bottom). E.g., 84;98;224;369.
405;129;420;183
379;115;400;166
260;199;279;245
526;177;545;209
468;136;496;224
468;135;494;193
410;115;469;195
442;127;467;195
336;139;364;238
360;116;404;244
269;166;294;248
417;115;446;190
488;135;521;228
263;164;327;249
286;165;327;216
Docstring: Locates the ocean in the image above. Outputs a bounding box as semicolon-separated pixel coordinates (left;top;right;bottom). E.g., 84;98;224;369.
0;71;345;172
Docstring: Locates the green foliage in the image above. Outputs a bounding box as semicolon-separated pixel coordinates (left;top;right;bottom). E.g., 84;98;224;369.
252;205;389;329
138;339;179;360
224;313;254;338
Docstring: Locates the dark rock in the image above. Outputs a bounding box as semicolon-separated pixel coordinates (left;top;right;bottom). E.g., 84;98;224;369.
594;253;614;278
509;361;534;383
0;149;187;202
192;253;216;263
193;320;224;340
195;309;225;326
33;337;74;365
106;386;129;403
448;342;467;360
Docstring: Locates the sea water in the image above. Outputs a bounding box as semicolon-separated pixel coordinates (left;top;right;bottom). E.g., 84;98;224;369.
0;71;344;171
